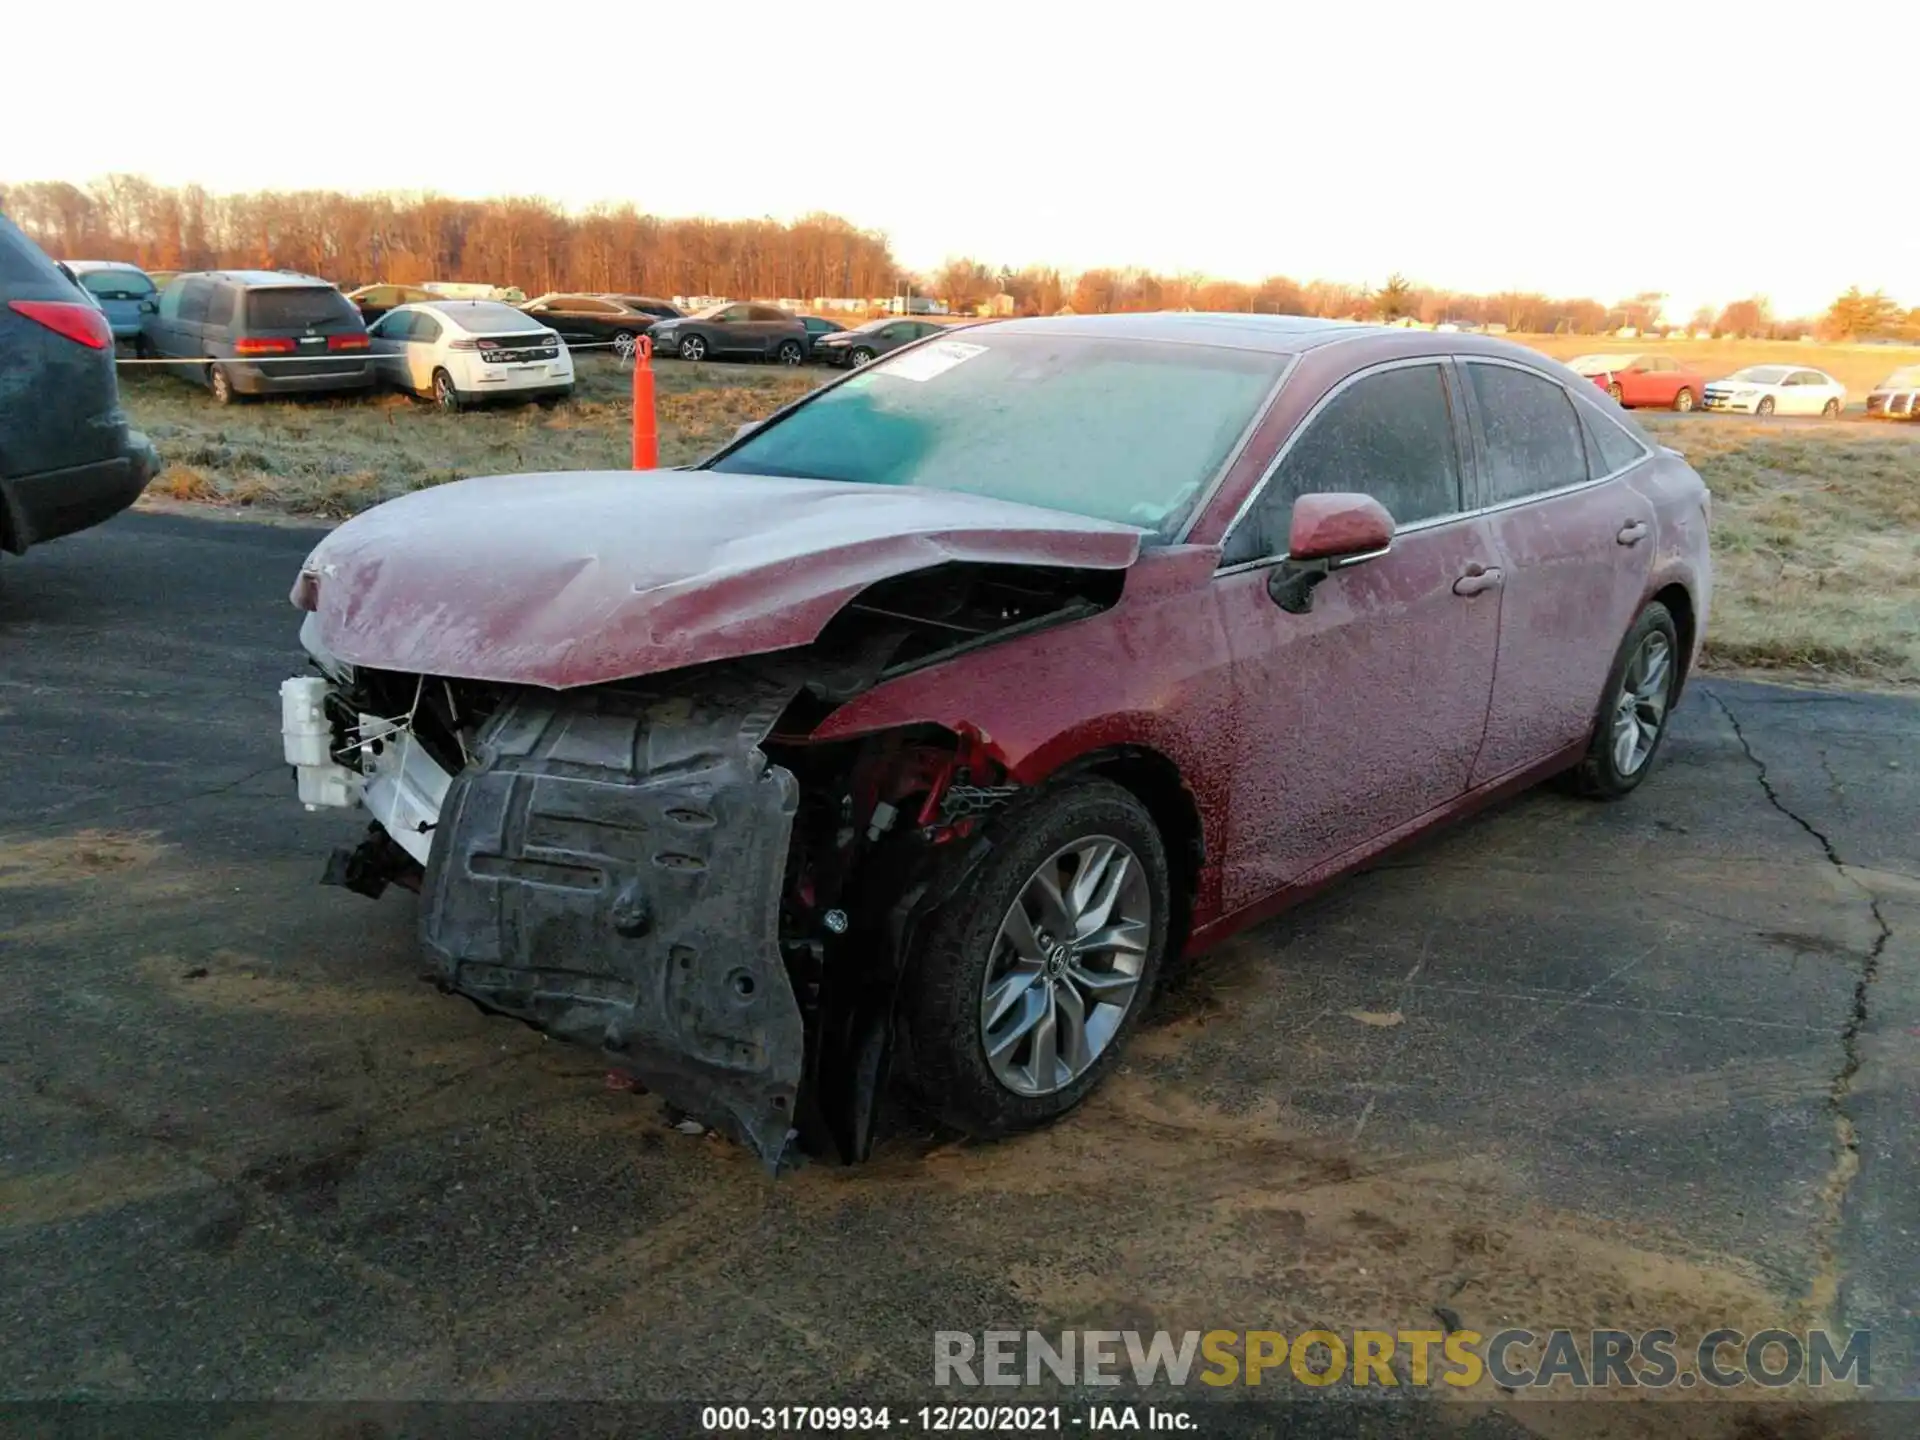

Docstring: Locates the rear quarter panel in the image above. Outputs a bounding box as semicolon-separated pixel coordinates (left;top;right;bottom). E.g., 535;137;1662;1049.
1628;449;1714;677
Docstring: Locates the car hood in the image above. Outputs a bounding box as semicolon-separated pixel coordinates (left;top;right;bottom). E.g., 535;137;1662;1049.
297;469;1144;689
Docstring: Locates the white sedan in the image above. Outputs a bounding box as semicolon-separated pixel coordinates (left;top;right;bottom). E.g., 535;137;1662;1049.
366;300;573;411
1702;365;1846;418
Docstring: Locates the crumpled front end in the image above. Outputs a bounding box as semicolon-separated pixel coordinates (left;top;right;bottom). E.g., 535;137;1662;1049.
283;638;812;1167
419;671;807;1167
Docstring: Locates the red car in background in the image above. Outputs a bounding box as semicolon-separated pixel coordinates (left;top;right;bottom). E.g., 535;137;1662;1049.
1568;353;1707;412
280;316;1714;1167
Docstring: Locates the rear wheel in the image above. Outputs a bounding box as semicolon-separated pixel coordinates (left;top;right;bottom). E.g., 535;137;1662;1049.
1673;387;1695;412
902;779;1170;1138
208;366;236;405
432;368;462;412
679;334;708;362
1822;398;1841;419
775;339;804;366
612;329;638;359
1756;395;1776;417
1568;601;1679;800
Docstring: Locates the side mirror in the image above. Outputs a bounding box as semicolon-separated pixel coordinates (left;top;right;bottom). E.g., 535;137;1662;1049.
1267;493;1395;614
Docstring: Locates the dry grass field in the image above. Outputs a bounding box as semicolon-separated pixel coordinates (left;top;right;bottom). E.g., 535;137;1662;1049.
122;348;1920;686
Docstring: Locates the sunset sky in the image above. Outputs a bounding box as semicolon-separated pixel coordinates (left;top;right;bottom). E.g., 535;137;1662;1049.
5;0;1907;320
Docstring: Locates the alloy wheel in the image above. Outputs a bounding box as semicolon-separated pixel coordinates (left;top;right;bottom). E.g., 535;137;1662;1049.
1610;632;1672;778
979;836;1150;1097
681;335;707;361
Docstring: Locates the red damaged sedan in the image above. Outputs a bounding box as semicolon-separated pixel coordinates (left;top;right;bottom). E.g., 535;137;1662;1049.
281;315;1712;1167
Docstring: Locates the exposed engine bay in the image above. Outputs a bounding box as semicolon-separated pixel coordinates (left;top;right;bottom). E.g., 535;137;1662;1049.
281;562;1121;1169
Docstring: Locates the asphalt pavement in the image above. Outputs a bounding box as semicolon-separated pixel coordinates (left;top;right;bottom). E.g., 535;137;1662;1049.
1;511;1913;1434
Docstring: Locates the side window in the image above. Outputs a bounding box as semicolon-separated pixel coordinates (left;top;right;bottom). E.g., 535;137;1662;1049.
878;323;907;340
177;279;213;324
1223;362;1462;566
1793;370;1824;387
383;312;417;341
748;305;789;322
203;283;235;329
1466;363;1590;505
1576;403;1649;476
412;314;443;343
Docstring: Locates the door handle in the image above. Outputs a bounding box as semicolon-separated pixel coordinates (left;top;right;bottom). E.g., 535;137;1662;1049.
1617;520;1649;545
1452;565;1503;597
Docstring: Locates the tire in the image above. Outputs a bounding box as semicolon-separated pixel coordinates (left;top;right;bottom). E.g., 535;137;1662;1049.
775;339;804;366
1567;601;1680;800
432;368;462;412
1756;395;1775;417
679;334;708;362
208;365;236;405
1822;398;1841;419
1607;381;1625;404
849;346;876;367
901;778;1171;1138
1673;387;1695;413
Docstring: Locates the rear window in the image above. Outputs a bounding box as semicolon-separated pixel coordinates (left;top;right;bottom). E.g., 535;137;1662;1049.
79;269;155;300
243;287;359;329
446;301;543;333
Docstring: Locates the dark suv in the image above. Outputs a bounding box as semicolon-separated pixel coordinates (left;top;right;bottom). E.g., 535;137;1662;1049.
644;303;811;364
142;271;374;404
0;214;158;559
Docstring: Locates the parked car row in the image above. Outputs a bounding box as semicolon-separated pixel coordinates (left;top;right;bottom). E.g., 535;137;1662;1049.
1565;352;1859;418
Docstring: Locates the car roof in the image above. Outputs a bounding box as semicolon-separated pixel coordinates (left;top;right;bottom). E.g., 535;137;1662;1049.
182;269;337;289
62;259;147;273
980;312;1400;354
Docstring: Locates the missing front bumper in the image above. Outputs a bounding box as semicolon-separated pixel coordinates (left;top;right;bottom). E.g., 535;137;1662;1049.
417;669;807;1169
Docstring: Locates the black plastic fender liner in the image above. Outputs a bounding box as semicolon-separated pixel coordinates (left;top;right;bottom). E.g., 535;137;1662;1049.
418;666;806;1169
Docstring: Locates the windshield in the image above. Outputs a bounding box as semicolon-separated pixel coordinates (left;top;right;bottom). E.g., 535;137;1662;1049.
1727;366;1791;384
1568;354;1638;375
78;268;154;301
708;332;1288;537
1878;366;1920;388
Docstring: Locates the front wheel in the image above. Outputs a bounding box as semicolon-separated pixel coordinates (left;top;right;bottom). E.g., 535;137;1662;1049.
1673;387;1695;413
1756;395;1776;417
849;346;876;367
1608;381;1625;404
775;339;804;366
1822;398;1841;419
432;368;462;412
679;334;708;362
902;778;1170;1138
1568;601;1679;799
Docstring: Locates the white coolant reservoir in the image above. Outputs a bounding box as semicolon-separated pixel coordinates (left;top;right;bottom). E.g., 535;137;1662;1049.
280;675;361;810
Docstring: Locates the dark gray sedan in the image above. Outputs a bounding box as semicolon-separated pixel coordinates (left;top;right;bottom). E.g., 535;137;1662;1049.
812;317;950;368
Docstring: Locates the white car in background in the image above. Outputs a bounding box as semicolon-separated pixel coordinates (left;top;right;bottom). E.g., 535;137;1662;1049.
1702;365;1846;418
366;300;572;410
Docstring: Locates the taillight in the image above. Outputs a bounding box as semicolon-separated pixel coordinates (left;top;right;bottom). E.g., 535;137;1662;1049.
8;299;112;349
327;334;370;351
449;337;479;351
235;336;296;356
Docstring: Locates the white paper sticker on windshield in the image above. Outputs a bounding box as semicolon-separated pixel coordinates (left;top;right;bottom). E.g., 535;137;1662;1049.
877;339;988;383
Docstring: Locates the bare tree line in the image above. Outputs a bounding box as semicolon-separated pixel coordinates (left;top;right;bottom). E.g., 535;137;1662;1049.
6;175;1910;338
0;176;900;300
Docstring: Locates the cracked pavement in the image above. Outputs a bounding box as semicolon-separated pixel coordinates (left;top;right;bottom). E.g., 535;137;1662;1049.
1;512;1914;1426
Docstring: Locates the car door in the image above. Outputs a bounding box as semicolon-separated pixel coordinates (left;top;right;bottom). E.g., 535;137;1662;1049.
747;305;793;355
1213;358;1502;910
174;277;214;373
406;311;445;391
1794;369;1833;414
149;276;188;359
366;310;408;386
709;304;754;354
1462;358;1659;784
